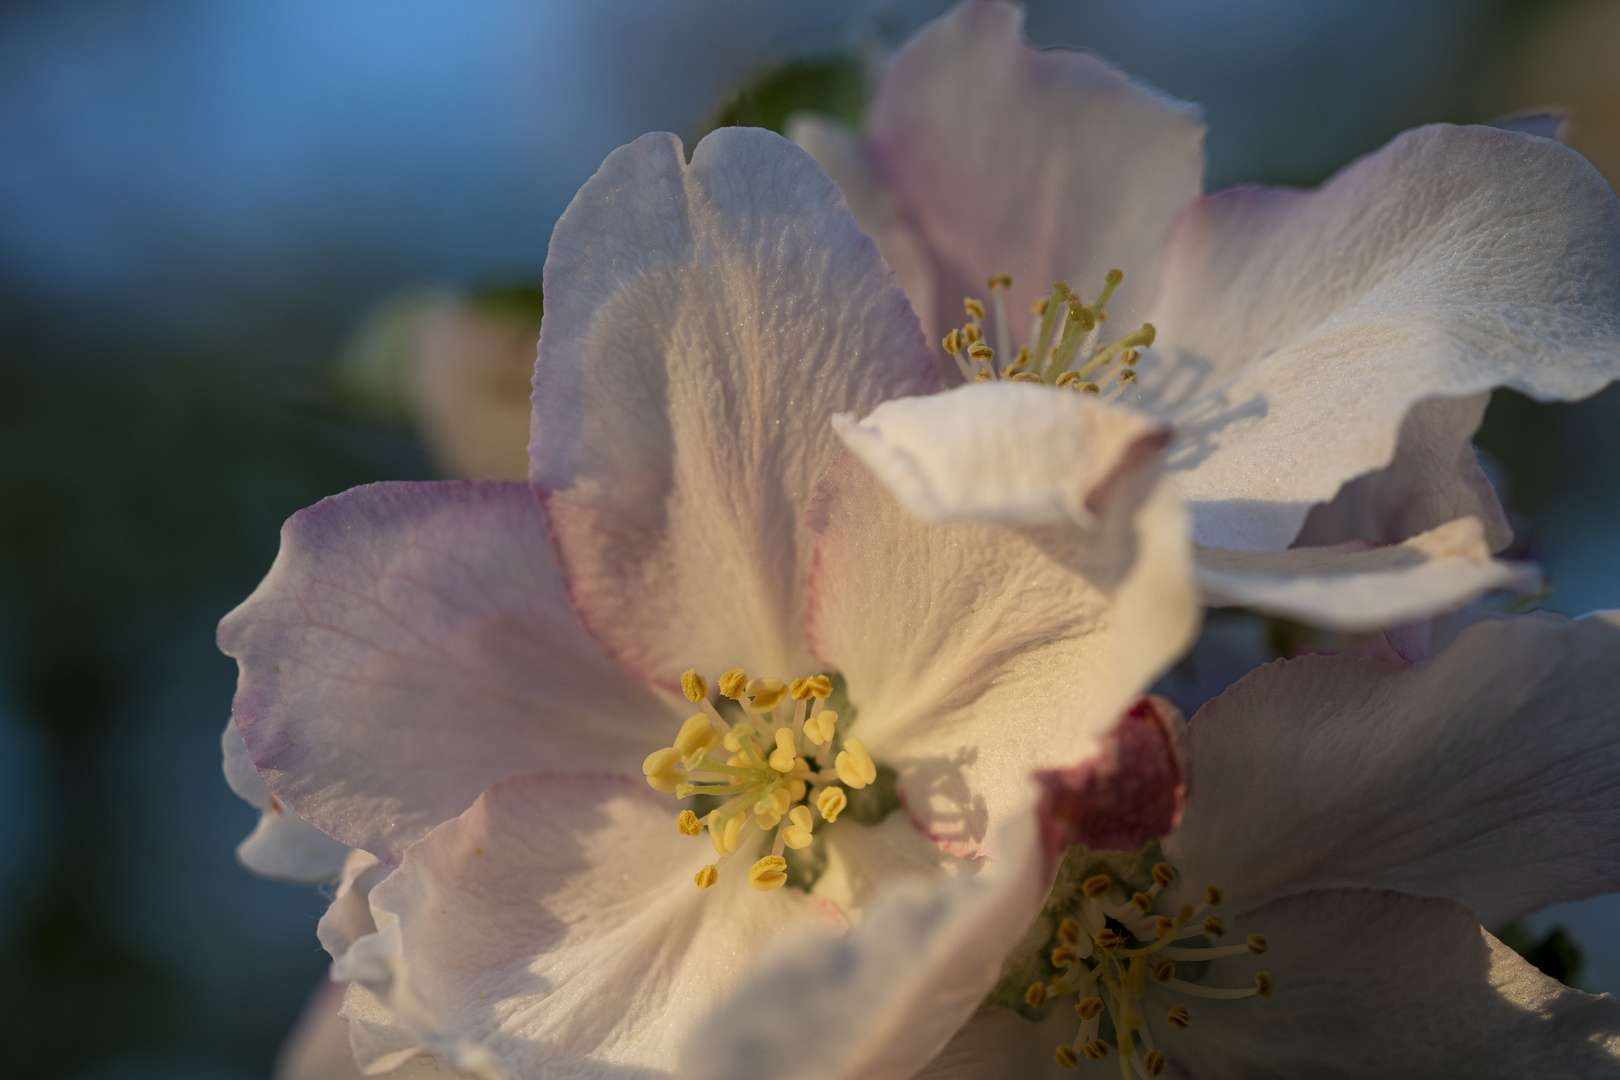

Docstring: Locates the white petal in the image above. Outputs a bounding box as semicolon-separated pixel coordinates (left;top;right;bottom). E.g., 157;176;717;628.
1165;610;1620;925
1147;124;1620;551
791;114;939;350
532;126;939;689
1196;516;1540;631
317;849;388;965
805;448;1197;857
222;717;348;884
343;772;843;1078
682;803;1051;1080
813;812;962;920
833;383;1171;528
865;0;1204;342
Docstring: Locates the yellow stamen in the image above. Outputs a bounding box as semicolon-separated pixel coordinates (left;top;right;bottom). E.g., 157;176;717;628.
1248;935;1268;955
1076;996;1104;1021
642;747;684;793
804;708;838;745
1081;1040;1109;1061
972;370;992;382
718;669;748;698
1010;372;1041;383
748;855;788;891
782;806;815;849
987;274;1013;290
673;714;714;756
961;323;982;345
1152;863;1175;888
1052;945;1078;967
768;728;797;772
681;669;707;702
747;677;788;713
1166;1005;1191;1029
964;297;986;320
1081;874;1112;899
693;864;718;890
676;809;701;836
942;328;962;354
1093;929;1121;950
1058;919;1081;946
1054;1045;1078;1069
967;342;994;362
1030;296;1049;316
1143;1050;1166;1075
1025;982;1047;1007
816;785;847;823
1202;915;1226;939
1206;885;1223;906
1130;891;1154;914
711;813;743;855
1078;382;1100;394
1255;973;1273;998
1152;957;1174;982
834;739;877;788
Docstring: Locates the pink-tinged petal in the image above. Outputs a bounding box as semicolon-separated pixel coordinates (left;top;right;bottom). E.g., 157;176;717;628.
1295;393;1512;552
1147;124;1620;551
407;299;536;483
222;717;348;884
791;114;939;352
682;801;1052;1080
1164;610;1620;925
1196;516;1541;632
219;481;675;866
1170;890;1620;1078
833;384;1171;528
865;1;1204;341
1035;695;1186;858
317;850;388;966
532;127;940;689
805;449;1197;858
339;772;844;1077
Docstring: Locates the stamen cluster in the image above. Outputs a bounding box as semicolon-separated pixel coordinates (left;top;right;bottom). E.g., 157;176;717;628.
1027;862;1270;1077
642;668;876;892
942;271;1154;400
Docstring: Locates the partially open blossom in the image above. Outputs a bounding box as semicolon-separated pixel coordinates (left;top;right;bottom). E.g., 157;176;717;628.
220;125;1198;1076
705;610;1620;1079
797;0;1620;632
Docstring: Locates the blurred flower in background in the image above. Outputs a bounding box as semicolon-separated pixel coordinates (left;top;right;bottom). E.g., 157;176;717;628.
5;0;1620;1078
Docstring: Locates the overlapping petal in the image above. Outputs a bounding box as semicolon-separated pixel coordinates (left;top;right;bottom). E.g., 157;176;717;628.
1195;516;1540;631
683;803;1050;1080
222;717;348;883
805;438;1196;857
339;772;843;1078
1147;124;1620;551
1164;610;1620;925
219;481;674;864
532;126;939;689
865;0;1204;340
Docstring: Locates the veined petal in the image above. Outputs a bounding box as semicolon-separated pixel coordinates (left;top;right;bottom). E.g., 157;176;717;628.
1196;516;1541;631
1165;611;1620;925
682;801;1050;1080
221;717;347;884
532;127;939;689
805;448;1197;858
833;383;1171;528
219;481;674;866
1147;124;1620;551
866;0;1204;341
1170;890;1620;1078
341;772;843;1078
791;114;939;350
814;812;963;919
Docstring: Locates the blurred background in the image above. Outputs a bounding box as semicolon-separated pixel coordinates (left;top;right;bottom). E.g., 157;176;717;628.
2;0;1618;1076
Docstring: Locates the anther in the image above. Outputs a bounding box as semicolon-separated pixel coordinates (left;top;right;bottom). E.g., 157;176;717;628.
1155;916;1176;937
673;714;714;756
1152;863;1176;889
834;739;877;788
1012;344;1031;369
804;709;837;745
972;370;991;382
748;855;788;891
1054;1045;1078;1069
942;328;962;354
746;677;788;713
681;669;707;702
1076;996;1104;1021
676;809;701;836
719;669;748;698
1130;891;1154;914
967;343;994;361
1081;1040;1110;1061
1105;269;1124;285
1203;915;1226;939
1081;874;1111;899
1255;973;1273;998
964;298;986;320
783;806;815;849
1165;1005;1191;1030
1079;382;1100;394
1116;368;1138;385
1206;885;1223;906
987;274;1013;290
1054;370;1081;388
1120;347;1140;367
961;323;982;345
1030;296;1049;316
1010;372;1041;383
1058;919;1081;946
1152;958;1175;982
1093;928;1121;950
1025;982;1047;1007
642;747;684;793
768;728;797;772
1070;306;1096;331
1143;1050;1166;1075
1052;945;1077;967
693;864;718;890
711;814;743;855
1247;934;1268;955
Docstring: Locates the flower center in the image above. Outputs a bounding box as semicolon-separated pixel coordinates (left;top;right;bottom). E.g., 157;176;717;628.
641;668;876;893
1026;860;1270;1077
941;272;1154;401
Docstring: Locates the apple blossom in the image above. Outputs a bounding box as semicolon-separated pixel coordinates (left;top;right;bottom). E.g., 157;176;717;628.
795;0;1620;631
220;125;1199;1076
